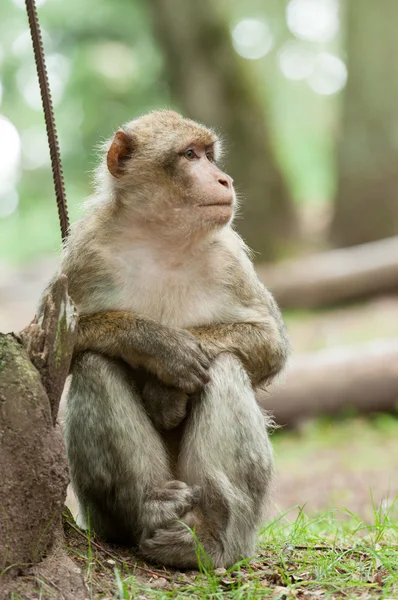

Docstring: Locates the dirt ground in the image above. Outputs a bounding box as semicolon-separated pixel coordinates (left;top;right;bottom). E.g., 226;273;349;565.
272;416;398;520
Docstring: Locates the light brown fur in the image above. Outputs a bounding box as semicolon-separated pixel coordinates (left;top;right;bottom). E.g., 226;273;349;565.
58;110;289;568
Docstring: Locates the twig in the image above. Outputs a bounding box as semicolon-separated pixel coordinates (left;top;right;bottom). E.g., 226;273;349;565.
293;545;370;557
65;519;173;582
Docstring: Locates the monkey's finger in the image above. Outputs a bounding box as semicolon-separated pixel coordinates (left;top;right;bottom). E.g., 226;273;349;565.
152;483;201;507
197;351;211;369
177;374;206;394
190;363;211;386
197;360;212;380
191;485;201;504
162;480;189;490
187;350;211;372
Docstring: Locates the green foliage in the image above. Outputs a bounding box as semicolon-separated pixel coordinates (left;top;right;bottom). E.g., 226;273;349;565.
0;0;169;263
0;0;343;264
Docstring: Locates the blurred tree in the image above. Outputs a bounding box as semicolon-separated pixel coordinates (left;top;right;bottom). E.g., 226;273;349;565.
146;0;298;260
330;0;398;247
0;0;168;263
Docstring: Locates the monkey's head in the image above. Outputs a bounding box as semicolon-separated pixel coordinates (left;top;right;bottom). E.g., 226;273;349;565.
104;110;236;234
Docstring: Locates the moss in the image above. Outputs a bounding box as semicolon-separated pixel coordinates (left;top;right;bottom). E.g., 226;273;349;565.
56;310;68;367
0;335;7;372
0;334;42;405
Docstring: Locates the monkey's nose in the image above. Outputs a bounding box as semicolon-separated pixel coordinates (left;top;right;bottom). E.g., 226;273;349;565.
218;175;232;189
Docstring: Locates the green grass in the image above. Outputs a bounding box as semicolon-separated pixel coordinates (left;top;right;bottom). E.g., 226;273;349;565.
63;500;398;599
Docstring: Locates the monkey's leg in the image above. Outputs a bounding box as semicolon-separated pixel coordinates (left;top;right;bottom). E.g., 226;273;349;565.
140;354;273;568
64;352;200;544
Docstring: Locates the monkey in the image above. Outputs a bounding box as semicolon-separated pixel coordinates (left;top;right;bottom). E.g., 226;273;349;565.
60;110;290;569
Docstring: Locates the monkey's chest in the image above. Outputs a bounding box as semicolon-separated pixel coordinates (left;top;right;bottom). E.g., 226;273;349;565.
118;266;229;328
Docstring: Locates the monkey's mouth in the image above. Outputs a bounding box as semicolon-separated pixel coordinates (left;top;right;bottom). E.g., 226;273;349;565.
200;202;233;207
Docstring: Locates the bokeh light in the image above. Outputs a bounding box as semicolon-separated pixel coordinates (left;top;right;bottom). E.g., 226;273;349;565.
21;125;51;170
0;188;19;219
0;116;21;181
0;116;21;219
12;0;48;8
16;53;70;111
12;29;52;58
307;52;347;95
232;18;274;60
88;42;137;93
286;0;339;43
278;41;315;81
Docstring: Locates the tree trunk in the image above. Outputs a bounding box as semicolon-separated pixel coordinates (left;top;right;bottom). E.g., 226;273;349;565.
330;0;398;247
147;0;298;260
260;339;398;427
0;276;86;599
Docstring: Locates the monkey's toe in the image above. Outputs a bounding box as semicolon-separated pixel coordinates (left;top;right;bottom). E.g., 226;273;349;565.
141;482;201;534
139;520;199;569
139;512;226;569
162;480;192;491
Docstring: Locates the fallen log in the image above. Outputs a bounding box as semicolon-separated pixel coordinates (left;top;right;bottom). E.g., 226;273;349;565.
257;236;398;309
259;339;398;427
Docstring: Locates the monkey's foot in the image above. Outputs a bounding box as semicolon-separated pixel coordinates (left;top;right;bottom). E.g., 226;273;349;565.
139;510;224;569
142;381;189;430
141;481;200;535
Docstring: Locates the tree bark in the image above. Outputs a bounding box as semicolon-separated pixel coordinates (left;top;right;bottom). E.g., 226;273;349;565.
258;236;398;309
330;0;398;246
260;339;398;427
20;275;77;425
0;276;85;599
0;333;68;568
147;0;298;260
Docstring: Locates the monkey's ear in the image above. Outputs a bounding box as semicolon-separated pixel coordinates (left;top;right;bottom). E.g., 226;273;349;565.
107;130;135;178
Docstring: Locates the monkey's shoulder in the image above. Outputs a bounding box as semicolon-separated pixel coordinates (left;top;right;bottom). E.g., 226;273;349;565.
212;230;269;297
61;223;120;314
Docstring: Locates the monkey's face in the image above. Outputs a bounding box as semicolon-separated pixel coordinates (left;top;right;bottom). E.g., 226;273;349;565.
170;142;235;229
105;110;236;234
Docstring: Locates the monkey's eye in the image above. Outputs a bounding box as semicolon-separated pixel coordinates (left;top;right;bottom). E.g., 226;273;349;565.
206;151;214;162
185;149;197;160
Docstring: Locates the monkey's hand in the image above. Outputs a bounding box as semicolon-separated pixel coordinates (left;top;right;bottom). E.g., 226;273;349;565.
76;312;212;394
142;377;189;430
187;321;289;387
143;327;212;393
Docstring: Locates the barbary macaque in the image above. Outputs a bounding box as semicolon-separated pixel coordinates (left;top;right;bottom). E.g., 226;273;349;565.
59;110;289;568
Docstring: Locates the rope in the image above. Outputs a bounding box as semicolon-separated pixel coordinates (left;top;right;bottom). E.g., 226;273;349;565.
25;0;69;241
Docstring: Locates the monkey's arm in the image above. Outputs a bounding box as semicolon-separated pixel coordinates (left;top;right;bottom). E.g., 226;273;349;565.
188;290;289;387
74;311;211;393
187;323;287;387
